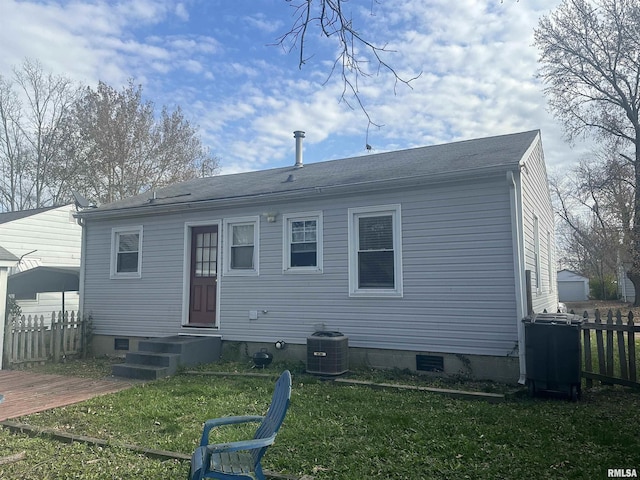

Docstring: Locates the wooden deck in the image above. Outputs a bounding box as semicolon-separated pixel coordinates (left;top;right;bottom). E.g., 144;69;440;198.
0;371;135;421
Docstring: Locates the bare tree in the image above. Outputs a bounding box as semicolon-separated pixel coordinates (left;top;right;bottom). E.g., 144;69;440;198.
551;152;633;298
534;0;640;304
13;59;78;208
276;0;421;144
0;75;27;211
67;81;217;205
0;61;218;211
0;60;78;211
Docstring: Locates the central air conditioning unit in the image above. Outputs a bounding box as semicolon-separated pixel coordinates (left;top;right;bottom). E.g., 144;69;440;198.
306;331;349;375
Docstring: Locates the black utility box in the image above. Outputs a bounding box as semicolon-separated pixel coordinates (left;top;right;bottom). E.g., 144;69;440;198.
306;331;349;375
523;313;583;401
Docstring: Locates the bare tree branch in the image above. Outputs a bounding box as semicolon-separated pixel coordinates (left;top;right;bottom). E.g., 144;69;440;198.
275;0;421;147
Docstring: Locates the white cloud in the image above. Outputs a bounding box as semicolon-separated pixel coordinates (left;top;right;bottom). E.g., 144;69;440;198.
0;0;590;177
175;3;189;22
242;13;283;34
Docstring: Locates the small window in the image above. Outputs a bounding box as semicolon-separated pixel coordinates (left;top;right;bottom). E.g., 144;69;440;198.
110;226;142;279
224;217;259;275
283;212;323;273
348;205;403;297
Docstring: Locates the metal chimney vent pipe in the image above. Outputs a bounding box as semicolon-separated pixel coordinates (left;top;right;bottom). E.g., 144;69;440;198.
294;130;305;168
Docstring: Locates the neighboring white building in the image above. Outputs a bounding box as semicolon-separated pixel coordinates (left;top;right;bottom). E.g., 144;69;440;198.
0;205;82;318
77;130;558;383
0;246;19;369
557;269;589;302
618;263;635;303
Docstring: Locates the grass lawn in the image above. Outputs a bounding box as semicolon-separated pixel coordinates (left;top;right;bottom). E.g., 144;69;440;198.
1;359;639;479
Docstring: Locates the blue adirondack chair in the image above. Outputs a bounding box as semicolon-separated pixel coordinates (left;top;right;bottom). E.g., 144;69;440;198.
189;370;292;480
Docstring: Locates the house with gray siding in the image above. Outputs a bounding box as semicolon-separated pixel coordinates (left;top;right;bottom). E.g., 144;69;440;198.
76;130;558;383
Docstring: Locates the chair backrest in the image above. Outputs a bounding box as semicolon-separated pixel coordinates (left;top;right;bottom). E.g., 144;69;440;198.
251;370;292;465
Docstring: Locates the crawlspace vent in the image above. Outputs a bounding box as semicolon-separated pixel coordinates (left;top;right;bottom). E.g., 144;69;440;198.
416;354;444;372
114;338;130;351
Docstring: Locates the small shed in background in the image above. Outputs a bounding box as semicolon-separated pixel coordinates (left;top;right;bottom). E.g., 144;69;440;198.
557;269;589;302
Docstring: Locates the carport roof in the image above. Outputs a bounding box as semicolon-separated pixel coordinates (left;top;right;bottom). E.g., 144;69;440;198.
7;266;79;296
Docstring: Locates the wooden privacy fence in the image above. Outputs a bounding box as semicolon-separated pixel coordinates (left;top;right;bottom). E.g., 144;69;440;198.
3;311;86;367
575;309;640;389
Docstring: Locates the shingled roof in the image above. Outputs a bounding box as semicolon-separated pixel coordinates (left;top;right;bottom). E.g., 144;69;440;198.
0;245;18;263
0;206;60;225
79;130;540;217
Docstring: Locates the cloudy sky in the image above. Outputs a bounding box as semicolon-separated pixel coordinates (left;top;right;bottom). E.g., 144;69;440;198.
0;0;590;175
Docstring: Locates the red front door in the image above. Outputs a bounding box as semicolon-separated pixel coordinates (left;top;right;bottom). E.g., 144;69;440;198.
188;226;218;326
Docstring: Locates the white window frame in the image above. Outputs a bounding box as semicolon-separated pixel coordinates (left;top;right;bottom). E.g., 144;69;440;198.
348;204;403;298
282;211;323;274
547;230;554;293
110;226;143;279
223;216;260;276
533;215;541;292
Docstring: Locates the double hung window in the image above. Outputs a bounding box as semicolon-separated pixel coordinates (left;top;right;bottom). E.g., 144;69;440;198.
110;226;143;278
224;217;259;275
348;205;403;297
283;212;323;273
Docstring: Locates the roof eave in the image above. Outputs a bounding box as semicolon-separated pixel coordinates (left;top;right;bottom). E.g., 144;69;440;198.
75;162;521;221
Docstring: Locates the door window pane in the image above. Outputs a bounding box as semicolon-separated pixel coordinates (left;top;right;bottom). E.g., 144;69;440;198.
194;231;217;277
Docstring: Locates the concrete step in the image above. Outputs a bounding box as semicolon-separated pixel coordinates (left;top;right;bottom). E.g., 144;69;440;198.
138;336;221;366
111;335;222;379
125;352;181;372
111;363;171;380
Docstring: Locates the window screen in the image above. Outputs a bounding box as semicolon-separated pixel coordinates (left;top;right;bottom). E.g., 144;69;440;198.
358;215;394;288
117;232;139;273
290;220;317;267
231;224;254;269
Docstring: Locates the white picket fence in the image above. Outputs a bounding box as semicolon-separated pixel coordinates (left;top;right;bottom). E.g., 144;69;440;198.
3;311;86;366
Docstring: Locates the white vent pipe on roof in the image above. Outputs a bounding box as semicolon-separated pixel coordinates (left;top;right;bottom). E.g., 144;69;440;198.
294;130;305;168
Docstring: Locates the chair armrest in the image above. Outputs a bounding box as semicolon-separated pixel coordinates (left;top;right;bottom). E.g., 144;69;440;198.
199;415;265;446
205;433;277;455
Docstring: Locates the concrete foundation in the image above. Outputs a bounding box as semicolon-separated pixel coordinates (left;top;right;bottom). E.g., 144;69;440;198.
221;340;520;384
91;335;519;384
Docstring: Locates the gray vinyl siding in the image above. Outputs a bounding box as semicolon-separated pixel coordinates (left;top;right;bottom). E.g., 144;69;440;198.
83;215;186;337
520;137;558;313
83;173;520;357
